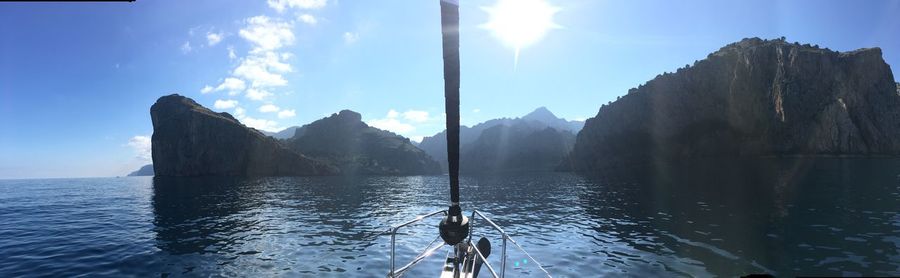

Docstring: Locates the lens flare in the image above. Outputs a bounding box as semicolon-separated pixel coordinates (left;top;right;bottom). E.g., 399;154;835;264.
480;0;561;68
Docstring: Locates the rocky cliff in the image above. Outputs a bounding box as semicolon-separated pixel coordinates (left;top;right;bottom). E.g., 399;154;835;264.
150;94;337;176
573;38;900;173
286;110;442;175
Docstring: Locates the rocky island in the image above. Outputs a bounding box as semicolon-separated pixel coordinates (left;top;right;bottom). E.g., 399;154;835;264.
149;95;439;177
150;95;337;176
572;38;900;173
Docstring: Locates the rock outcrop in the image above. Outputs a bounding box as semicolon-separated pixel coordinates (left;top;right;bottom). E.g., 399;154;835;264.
127;164;154;176
286;110;442;175
420;107;582;173
150;94;337;176
573;38;900;173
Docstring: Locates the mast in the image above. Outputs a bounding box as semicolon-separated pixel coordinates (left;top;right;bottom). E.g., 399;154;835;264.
438;0;469;246
441;0;461;211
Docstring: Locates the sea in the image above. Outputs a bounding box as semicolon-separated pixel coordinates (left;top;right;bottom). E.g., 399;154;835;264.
1;158;898;277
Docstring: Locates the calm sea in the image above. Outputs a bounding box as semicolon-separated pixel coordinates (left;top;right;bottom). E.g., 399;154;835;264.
1;158;898;277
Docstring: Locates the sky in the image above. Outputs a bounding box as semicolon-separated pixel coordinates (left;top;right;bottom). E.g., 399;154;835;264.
1;0;898;179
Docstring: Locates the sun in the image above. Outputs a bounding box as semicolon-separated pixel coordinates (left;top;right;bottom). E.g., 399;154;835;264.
480;0;561;67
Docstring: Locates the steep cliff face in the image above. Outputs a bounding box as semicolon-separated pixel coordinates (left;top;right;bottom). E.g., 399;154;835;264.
286;110;441;175
573;38;900;172
151;94;337;176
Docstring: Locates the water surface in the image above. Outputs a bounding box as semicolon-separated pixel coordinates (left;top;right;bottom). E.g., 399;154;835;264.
1;158;898;277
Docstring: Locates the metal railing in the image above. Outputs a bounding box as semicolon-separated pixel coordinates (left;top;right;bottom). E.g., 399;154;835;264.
468;210;553;278
388;209;447;277
386;209;552;278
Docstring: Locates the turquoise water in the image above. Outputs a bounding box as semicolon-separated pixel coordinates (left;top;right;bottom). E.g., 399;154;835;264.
1;159;898;277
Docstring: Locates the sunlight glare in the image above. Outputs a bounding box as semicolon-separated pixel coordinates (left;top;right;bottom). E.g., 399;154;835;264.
481;0;561;67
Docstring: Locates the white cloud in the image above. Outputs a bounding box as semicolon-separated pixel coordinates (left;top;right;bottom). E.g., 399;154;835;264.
343;32;359;44
214;99;239;109
298;14;317;25
199;13;312;132
245;88;273;101
207;32;224;46
367;109;423;134
228;17;296;98
228;46;237;59
368;118;415;134
268;0;326;12
229;106;280;132
239;16;295;53
403;110;429;123
387;109;400;118
180;41;192;53
207;77;247;94
240;116;281;132
127;136;152;162
201;85;214;94
410;136;425;143
472;108;481;113
259;104;280;113
233;52;292;88
278;109;296;119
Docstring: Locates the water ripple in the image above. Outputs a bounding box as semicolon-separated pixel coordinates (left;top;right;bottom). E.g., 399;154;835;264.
1;159;899;276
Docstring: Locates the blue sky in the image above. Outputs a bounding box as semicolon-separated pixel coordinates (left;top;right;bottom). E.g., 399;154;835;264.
1;0;898;179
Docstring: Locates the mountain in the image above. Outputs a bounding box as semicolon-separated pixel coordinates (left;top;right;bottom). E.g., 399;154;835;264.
286;110;441;175
150;94;338;176
418;118;512;170
521;107;584;132
127;164;154;176
419;107;583;173
268;126;303;140
573;38;900;173
460;122;576;173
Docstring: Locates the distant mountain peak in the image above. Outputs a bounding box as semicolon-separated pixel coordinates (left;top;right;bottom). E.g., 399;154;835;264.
268;126;301;139
523;107;557;121
520;107;583;133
